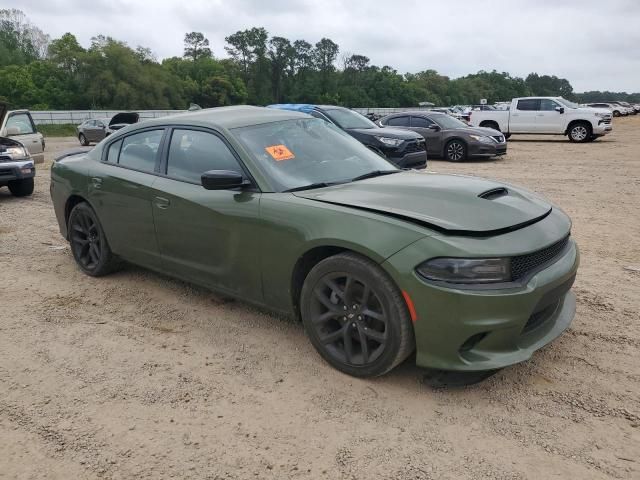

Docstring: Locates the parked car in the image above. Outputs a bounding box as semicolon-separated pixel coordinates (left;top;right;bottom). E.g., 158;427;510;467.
585;103;622;117
106;112;140;135
268;104;427;169
379;111;507;161
607;101;635;115
51;106;579;378
0;136;35;196
0;103;44;163
77;118;110;145
470;97;612;142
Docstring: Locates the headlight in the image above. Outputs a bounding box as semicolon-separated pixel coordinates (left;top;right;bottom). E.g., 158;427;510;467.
469;135;493;143
376;136;403;147
4;146;29;159
595;112;609;118
416;257;511;284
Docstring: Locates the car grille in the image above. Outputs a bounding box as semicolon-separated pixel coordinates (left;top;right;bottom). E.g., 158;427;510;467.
601;117;612;124
404;140;426;154
0;155;12;163
491;135;505;143
511;235;570;281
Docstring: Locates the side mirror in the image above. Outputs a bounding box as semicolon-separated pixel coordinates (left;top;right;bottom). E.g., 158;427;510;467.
201;170;246;190
427;124;441;131
555;106;565;114
5;126;20;135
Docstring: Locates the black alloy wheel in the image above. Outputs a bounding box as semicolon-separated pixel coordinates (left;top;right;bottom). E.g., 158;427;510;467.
300;252;414;377
68;202;118;276
445;140;466;161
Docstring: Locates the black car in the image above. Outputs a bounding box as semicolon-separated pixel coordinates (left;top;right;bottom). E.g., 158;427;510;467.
268;104;427;168
379;111;507;162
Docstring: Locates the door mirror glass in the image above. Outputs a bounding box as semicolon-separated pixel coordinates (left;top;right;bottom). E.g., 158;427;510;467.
201;170;246;190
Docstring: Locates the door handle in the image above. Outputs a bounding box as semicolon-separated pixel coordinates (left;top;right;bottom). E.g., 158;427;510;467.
91;177;103;189
154;196;170;209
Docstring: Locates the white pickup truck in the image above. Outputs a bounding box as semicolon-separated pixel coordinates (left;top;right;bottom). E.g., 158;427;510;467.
0;103;45;163
469;97;613;142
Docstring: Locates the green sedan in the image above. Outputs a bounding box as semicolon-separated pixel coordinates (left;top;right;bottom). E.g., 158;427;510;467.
50;106;579;377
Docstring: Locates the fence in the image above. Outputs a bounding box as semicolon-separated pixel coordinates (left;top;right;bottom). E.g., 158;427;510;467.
31;107;435;125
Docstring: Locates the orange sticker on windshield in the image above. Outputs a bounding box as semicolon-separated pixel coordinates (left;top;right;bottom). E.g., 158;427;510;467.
265;144;295;161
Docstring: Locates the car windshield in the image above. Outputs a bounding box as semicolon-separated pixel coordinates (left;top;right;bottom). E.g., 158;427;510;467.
556;98;579;109
232;118;397;192
431;114;469;129
323;108;378;129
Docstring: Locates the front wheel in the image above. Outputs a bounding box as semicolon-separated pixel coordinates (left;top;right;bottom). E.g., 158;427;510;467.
568;123;591;143
445;140;467;161
68;202;119;276
300;252;415;377
8;178;34;197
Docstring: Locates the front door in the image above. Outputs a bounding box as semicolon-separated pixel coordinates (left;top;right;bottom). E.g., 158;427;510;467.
536;98;564;134
151;128;262;301
4;112;43;159
89;128;165;269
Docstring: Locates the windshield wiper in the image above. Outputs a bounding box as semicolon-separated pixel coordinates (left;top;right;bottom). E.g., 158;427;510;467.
283;182;340;193
350;170;400;182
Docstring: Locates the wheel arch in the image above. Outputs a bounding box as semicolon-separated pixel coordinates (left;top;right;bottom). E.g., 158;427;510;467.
565;119;593;136
442;136;468;156
479;120;500;130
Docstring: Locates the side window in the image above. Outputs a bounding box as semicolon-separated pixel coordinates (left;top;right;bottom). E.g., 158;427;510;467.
6;113;36;134
106;139;122;163
386;116;410;127
167;129;243;184
539;99;560;111
118;129;163;172
411;116;434;128
516;99;540;111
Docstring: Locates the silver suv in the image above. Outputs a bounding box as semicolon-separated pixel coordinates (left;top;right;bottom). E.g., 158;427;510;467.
0;136;35;197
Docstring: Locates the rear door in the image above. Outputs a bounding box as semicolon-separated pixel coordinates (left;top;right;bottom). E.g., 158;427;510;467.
88;128;166;269
536;98;564;133
409;115;442;156
510;99;540;133
3;112;44;161
151;127;262;301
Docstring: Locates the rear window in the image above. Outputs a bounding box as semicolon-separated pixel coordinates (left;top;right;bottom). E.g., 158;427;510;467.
106;139;122;162
386;116;410;127
516;99;540;111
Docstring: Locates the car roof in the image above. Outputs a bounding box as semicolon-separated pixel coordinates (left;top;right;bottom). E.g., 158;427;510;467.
153;105;309;129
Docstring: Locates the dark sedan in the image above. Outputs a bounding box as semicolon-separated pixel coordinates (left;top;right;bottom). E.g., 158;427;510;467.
379;111;507;162
77;113;140;146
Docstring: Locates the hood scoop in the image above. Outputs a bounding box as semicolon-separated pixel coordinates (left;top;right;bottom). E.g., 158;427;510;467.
479;187;509;200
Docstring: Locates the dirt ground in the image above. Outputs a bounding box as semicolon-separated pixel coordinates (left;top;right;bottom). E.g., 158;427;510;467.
1;117;639;480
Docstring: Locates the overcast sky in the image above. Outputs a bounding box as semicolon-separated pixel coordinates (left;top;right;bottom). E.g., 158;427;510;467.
10;0;640;92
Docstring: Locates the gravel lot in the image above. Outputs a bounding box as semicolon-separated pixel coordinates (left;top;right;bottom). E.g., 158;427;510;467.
1;118;639;480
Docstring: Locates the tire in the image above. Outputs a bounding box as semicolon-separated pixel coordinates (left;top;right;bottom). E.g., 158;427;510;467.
79;133;90;146
480;121;499;131
445;139;467;161
8;178;34;197
68;202;119;277
300;252;415;377
568;122;591;143
612;110;620;117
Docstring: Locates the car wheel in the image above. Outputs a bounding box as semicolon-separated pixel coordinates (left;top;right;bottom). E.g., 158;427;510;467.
568;122;591;143
8;178;34;197
300;252;415;377
68;202;119;277
445;140;466;161
613;110;620;117
79;133;89;146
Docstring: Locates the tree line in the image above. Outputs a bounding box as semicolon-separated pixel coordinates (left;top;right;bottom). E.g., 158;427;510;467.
1;9;638;111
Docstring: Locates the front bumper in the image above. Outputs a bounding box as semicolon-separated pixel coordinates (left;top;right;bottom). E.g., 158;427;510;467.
468;141;507;158
0;160;36;185
383;219;579;371
593;121;613;135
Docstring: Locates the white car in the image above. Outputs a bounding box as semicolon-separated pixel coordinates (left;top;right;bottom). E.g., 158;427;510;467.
469;97;612;142
0;103;44;164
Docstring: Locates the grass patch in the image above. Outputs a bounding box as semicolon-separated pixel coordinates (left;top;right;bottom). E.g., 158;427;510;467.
37;124;77;137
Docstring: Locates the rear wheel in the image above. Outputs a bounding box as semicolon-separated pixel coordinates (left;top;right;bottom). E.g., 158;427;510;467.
568;122;591;143
445;139;467;161
300;252;414;377
68;202;119;276
612;110;621;117
79;133;89;146
8;178;34;197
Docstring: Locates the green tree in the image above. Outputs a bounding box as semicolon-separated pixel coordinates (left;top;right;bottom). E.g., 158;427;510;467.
183;32;211;61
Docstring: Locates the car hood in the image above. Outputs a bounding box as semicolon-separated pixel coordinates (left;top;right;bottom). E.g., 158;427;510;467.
347;126;421;140
109;112;139;127
293;171;551;236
